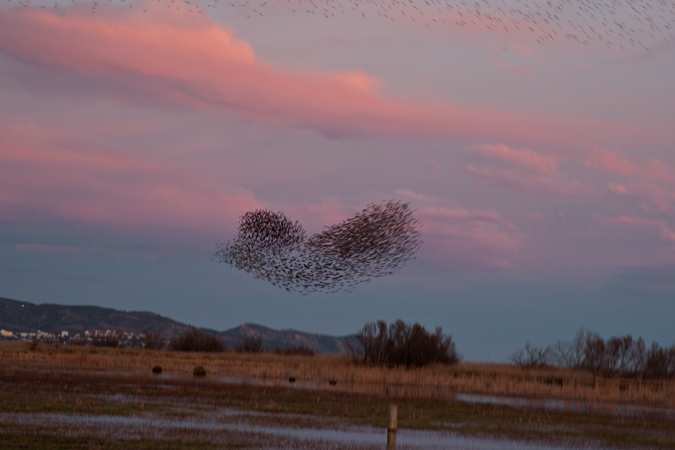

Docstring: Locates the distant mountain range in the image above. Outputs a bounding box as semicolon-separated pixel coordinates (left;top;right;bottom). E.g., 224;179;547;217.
0;297;359;354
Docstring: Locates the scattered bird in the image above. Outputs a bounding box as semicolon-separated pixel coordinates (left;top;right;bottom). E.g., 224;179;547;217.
38;0;672;51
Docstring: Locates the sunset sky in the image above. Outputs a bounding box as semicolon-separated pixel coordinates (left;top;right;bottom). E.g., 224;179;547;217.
1;0;674;360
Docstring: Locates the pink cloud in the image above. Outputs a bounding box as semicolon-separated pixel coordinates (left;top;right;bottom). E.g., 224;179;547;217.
473;144;557;173
585;148;638;176
608;182;675;213
494;58;530;77
394;189;438;203
609;216;675;244
422;158;442;170
284;198;353;232
464;144;588;196
511;42;533;57
585;148;675;184
0;6;664;149
417;206;522;270
586;148;675;211
0;135;263;231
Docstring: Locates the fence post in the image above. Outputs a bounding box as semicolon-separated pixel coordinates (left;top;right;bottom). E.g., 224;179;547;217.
387;404;397;449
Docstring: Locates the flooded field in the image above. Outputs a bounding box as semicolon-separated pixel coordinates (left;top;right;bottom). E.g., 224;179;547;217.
0;407;617;450
1;344;673;449
212;375;675;421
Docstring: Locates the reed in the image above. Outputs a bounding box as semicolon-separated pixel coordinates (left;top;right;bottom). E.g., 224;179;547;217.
1;342;673;408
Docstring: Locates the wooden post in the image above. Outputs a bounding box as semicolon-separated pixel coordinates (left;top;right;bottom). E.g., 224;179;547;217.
387;404;397;449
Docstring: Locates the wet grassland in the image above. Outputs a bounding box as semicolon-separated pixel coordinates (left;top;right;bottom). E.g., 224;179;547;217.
0;343;673;449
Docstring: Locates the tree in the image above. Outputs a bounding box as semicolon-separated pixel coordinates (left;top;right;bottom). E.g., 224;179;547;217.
549;328;588;369
583;331;606;388
510;342;552;369
356;320;460;368
170;328;225;353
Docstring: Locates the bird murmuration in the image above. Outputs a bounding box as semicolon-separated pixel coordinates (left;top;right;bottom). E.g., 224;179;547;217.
214;200;422;294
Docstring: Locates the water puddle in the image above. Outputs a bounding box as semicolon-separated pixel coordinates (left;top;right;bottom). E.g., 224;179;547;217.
207;375;675;421
453;393;675;420
0;411;610;450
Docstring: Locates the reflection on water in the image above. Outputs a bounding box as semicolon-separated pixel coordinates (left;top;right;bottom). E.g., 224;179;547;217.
454;393;675;420
0;411;604;450
212;375;675;420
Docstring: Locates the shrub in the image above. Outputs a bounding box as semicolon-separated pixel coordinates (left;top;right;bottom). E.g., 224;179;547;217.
356;319;461;368
170;328;225;353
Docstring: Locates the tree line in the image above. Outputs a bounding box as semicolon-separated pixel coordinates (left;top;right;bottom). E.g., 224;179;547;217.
510;328;675;381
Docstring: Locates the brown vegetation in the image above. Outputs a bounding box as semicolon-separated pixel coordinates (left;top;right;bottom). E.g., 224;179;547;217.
510;329;675;387
169;328;225;353
355;320;460;368
1;341;673;408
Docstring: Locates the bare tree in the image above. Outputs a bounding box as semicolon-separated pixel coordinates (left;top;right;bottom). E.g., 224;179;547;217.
356;320;460;368
510;342;552;369
548;328;588;369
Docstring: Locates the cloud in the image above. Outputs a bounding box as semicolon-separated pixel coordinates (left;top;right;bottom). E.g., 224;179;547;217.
585;148;675;184
394;189;438;203
417;206;522;271
463;143;588;196
586;148;675;211
0;5;662;148
511;42;533;57
0;132;263;230
494;58;530;77
608;216;675;244
422;158;443;170
473;143;557;172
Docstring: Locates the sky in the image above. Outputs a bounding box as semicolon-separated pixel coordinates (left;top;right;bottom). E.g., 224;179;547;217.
1;0;674;361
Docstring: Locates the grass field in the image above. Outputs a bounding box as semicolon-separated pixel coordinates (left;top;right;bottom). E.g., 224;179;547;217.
1;342;673;449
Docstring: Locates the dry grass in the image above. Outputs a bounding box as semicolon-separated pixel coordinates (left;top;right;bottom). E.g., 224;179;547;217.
1;341;673;408
1;343;674;450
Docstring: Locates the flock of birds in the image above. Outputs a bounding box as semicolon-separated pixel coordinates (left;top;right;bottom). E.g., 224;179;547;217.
214;200;422;294
6;0;675;51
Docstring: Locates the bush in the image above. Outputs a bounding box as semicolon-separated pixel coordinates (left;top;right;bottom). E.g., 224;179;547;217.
235;336;263;353
356;320;461;368
170;328;225;353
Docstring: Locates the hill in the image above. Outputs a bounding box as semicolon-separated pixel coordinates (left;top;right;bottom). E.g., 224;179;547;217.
0;297;358;354
0;296;192;337
221;323;359;354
